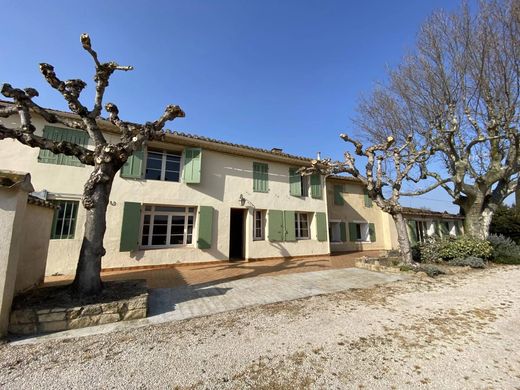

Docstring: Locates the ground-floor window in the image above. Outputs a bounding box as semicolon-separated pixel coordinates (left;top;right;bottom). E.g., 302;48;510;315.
254;209;266;240
51;200;79;239
415;220;430;243
141;205;195;247
295;212;310;239
351;222;369;241
329;221;341;242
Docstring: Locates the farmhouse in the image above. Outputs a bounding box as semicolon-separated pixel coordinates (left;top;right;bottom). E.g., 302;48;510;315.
0;104;463;276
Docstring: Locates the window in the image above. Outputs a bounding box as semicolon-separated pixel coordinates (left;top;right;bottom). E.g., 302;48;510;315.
415;220;430;243
333;185;344;205
141;205;195;247
145;150;181;182
350;222;371;242
38;126;89;167
329;222;341;242
300;175;309;197
253;162;269;192
295;212;310;239
254;210;266;240
51;200;79;239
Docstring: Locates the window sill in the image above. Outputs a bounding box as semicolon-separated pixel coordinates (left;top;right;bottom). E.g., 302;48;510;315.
253;238;265;241
140;244;195;250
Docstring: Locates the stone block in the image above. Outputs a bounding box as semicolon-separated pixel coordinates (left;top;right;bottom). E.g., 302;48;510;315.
10;309;37;325
36;308;51;315
38;311;67;322
127;296;148;311
101;301;123;314
66;308;81;320
123;308;147;321
81;305;102;316
94;313;121;325
38;320;68;333
68;316;93;329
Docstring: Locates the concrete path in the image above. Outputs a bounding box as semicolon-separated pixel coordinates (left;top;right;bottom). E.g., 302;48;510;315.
12;268;406;345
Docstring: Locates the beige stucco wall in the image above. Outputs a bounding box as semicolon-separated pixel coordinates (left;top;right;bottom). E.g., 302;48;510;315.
0;187;28;336
326;179;394;252
15;203;54;292
0;116;330;275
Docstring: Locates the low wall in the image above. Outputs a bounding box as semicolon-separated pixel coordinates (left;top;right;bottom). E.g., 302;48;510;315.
9;280;148;335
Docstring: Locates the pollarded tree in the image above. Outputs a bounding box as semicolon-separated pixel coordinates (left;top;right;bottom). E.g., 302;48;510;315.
304;133;432;264
356;0;520;239
0;34;185;296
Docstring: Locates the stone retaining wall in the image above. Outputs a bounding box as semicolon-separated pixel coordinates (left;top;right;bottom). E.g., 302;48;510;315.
9;280;148;335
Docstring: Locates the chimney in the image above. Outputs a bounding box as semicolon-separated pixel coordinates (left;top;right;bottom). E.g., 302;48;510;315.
316;151;321;160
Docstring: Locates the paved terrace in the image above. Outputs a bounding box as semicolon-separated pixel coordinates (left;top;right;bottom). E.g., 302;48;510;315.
44;251;384;288
11;251;404;344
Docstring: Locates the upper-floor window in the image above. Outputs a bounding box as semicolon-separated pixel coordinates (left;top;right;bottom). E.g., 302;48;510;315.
38;126;89;167
141;205;195;247
51;200;79;239
295;212;310;239
253;162;269;192
300;175;309;197
145;150;181;182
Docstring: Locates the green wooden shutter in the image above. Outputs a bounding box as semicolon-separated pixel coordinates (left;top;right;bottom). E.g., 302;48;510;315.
197;206;213;249
183;148;202;184
348;223;357;241
289;168;301;196
38;126;89;167
440;221;450;236
268;210;284;241
340;222;347;242
283;210;296;241
407;220;418;245
368;223;376;242
316;212;327;242
434;221;440;236
364;189;373;208
121;149;144;179
253;162;269;192
120;202;141;252
310;174;322;199
334;185;344;205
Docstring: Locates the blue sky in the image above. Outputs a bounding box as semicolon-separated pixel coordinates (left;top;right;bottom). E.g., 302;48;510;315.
1;0;473;212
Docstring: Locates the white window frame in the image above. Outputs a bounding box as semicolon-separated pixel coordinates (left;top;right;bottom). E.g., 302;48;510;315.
295;212;311;240
329;220;342;243
253;209;266;241
140;205;196;248
352;220;370;242
145;149;183;182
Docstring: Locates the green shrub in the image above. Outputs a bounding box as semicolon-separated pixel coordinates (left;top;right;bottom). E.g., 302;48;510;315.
417;264;446;277
417;238;445;263
488;234;520;264
448;256;486;268
437;235;493;260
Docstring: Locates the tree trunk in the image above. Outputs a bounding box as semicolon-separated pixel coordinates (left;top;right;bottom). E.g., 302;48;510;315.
392;213;414;264
72;166;115;296
462;204;493;239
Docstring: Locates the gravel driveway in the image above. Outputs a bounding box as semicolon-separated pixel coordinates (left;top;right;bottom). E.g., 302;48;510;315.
1;266;519;389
